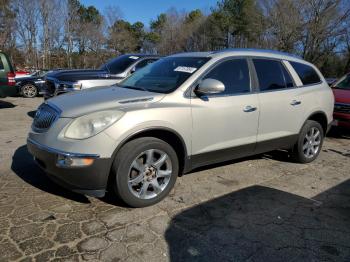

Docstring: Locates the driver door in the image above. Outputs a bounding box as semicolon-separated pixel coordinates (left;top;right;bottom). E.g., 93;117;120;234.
190;58;259;168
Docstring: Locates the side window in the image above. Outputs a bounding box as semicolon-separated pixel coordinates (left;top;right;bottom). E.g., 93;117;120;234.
203;59;250;95
135;59;157;71
290;61;321;85
253;59;288;91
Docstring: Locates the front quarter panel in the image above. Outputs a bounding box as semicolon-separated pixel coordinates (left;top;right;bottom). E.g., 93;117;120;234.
104;95;192;157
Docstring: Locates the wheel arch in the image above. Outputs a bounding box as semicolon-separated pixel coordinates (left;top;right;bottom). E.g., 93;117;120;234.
109;127;189;178
305;111;328;134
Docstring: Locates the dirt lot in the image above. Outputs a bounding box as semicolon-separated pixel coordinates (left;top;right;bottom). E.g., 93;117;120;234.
0;97;350;262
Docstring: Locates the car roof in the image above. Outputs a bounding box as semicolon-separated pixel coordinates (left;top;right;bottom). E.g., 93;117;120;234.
124;54;161;58
169;48;307;64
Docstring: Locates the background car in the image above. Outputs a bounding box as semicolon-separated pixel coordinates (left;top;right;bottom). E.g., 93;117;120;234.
44;54;160;99
15;70;31;79
331;73;350;128
0;51;16;98
16;70;51;98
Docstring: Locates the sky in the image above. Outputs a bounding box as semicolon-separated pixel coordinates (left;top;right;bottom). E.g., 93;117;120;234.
81;0;217;26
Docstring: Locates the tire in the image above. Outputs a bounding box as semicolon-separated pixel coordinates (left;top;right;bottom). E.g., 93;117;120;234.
111;137;179;207
291;120;324;163
21;84;38;98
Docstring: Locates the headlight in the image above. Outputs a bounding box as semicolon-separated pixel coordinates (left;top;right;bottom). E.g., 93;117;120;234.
64;110;124;139
72;82;82;90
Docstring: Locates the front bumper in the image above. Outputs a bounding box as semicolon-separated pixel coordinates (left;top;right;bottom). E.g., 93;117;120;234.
333;112;350;128
27;138;113;197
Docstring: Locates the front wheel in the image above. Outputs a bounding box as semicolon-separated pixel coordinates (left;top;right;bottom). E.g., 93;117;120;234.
22;84;38;98
111;137;179;207
291;120;324;163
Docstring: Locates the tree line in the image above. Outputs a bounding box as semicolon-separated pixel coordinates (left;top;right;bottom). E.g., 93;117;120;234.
0;0;350;77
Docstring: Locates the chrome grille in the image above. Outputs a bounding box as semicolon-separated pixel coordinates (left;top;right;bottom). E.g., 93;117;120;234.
32;104;59;132
334;103;350;113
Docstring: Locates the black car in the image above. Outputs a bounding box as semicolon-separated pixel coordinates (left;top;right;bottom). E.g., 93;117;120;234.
44;54;160;99
16;70;50;98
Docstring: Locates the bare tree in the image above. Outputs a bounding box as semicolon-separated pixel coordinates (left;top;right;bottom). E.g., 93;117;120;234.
260;0;303;52
300;0;350;63
104;5;123;28
13;0;40;68
0;0;15;51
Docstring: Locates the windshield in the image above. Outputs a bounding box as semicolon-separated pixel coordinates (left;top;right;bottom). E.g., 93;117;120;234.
100;55;141;74
118;56;210;93
334;74;350;90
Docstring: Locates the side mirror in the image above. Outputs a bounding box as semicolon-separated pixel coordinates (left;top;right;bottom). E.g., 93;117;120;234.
130;67;136;74
196;78;225;95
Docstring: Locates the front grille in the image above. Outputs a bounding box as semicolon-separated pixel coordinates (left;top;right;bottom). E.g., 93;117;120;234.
334;103;350;114
45;79;56;95
32;104;59;132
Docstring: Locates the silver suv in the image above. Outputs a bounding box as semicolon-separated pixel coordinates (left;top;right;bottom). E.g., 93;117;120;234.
27;49;334;207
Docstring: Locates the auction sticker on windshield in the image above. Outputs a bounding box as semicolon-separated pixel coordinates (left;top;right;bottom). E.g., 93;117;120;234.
129;56;139;60
174;66;197;74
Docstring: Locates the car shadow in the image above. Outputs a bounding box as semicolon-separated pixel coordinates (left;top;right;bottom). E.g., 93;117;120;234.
165;180;350;261
27;110;36;118
0;100;16;109
11;145;90;203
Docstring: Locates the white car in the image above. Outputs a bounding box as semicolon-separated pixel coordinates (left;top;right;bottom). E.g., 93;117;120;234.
28;49;334;207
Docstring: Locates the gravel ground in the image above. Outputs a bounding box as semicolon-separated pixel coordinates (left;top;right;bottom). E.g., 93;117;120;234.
0;97;349;262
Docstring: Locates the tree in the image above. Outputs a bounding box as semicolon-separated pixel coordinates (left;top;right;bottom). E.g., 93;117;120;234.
300;0;350;64
108;20;138;54
0;0;16;51
260;0;303;52
13;0;40;68
216;0;265;48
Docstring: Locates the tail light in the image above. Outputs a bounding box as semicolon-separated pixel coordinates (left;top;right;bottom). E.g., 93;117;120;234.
7;72;16;86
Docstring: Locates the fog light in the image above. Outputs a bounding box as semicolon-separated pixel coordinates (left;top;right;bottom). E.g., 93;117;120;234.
56;155;94;167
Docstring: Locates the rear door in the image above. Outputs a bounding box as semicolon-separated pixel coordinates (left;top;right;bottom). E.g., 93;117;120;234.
253;58;306;152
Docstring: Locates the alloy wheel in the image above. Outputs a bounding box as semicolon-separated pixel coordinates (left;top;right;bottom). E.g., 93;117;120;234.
127;149;172;199
302;126;321;158
22;85;37;98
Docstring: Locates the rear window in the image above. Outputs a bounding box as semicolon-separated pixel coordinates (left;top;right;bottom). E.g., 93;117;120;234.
290;61;321;85
100;55;141;74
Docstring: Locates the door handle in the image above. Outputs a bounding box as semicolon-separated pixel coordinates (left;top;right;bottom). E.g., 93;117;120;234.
243;105;257;112
290;100;301;106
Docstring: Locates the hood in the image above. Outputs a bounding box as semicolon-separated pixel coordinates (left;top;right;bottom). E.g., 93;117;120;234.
48;86;165;118
46;69;109;82
332;88;350;104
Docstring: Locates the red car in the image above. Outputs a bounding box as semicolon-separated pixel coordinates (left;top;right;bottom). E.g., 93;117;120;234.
332;73;350;128
15;70;31;79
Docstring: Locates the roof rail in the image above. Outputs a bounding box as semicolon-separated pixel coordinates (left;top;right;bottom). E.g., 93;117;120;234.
213;48;302;59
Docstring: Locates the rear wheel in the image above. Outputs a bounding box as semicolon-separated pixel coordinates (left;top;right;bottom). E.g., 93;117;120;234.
111;137;179;207
291;120;324;163
22;84;38;98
